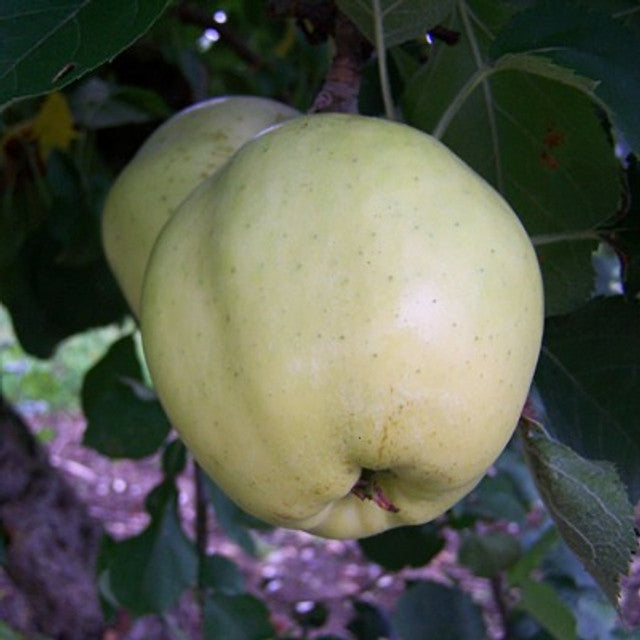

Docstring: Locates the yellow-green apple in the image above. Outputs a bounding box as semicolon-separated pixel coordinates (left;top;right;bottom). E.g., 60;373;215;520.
102;95;299;315
141;113;544;539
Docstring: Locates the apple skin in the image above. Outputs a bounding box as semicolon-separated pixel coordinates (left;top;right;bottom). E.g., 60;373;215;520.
101;95;299;316
141;114;544;539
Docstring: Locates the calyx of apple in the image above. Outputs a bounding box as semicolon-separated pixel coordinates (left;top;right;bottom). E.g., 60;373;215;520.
140;113;544;539
102;95;299;316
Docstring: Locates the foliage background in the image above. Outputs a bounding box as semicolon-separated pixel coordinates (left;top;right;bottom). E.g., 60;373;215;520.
1;0;639;638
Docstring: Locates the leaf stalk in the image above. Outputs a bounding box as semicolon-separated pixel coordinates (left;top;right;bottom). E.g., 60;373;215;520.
372;0;396;120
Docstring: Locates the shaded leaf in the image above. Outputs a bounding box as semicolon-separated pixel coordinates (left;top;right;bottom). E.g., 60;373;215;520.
0;622;48;640
508;526;561;587
347;601;394;640
0;247;119;357
0;0;172;106
520;419;636;608
162;437;187;477
392;580;486;639
82;334;171;458
517;577;577;640
203;474;272;556
461;473;529;524
458;531;521;578
534;296;640;499
608;155;640;299
0;151;127;356
358;522;444;570
401;1;622;318
204;593;275;640
200;553;245;595
337;0;455;48
70;77;171;130
99;480;197;616
491;52;598;96
490;0;640;154
461;445;543;524
534;239;599;318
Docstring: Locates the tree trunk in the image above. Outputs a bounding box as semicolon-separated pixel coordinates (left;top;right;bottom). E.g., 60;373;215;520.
0;395;105;639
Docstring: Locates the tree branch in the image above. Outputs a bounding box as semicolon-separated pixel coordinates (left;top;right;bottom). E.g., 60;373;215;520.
0;395;104;639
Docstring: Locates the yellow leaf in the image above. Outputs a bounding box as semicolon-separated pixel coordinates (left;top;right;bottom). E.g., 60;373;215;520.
32;92;77;159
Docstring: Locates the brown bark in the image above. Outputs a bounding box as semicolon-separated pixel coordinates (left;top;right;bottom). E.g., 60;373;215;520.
0;395;104;640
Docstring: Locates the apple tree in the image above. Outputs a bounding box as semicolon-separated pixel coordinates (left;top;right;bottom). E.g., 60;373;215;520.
1;1;639;639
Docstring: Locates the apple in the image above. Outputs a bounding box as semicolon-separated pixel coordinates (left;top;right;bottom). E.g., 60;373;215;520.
140;113;544;539
102;95;299;316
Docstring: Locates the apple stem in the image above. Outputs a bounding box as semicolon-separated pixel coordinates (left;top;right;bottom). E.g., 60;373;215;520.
351;468;400;513
310;11;372;114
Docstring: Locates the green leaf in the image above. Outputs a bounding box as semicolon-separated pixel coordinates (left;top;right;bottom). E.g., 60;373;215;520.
461;473;529;523
200;553;245;595
508;526;561;587
517;577;577;640
99;480;197;616
461;446;540;524
491;52;599;96
608;156;640;299
70;78;171;130
0;623;49;640
490;0;640;154
347;601;394;640
82;334;171;458
358;523;445;570
534;296;640;499
458;531;522;578
392;581;486;639
0;0;172;106
203;593;275;640
0;152;127;356
520;419;637;608
203;474;272;556
401;0;622;317
337;0;455;48
162;437;187;477
534;240;600;320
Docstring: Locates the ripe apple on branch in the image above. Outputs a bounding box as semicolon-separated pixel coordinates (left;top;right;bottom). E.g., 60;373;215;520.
102;3;543;540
